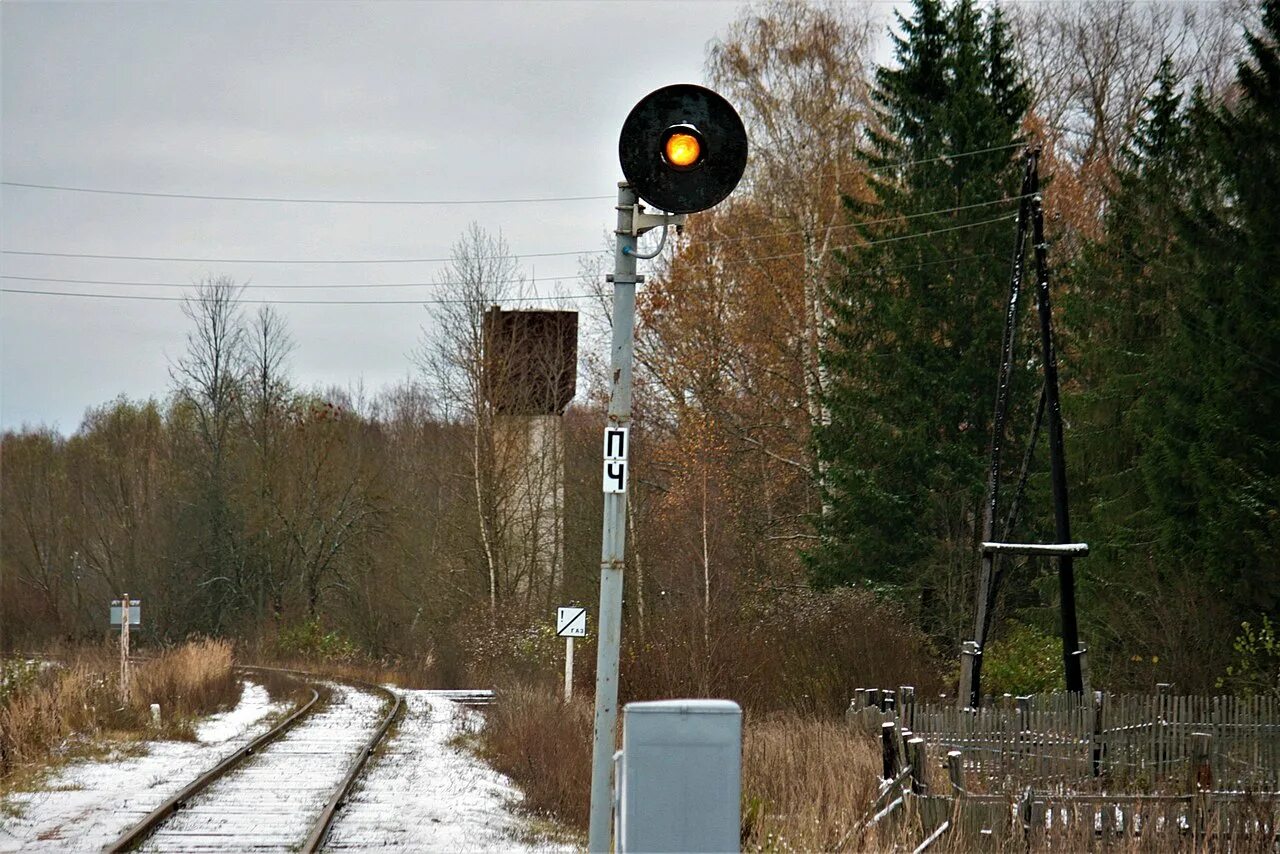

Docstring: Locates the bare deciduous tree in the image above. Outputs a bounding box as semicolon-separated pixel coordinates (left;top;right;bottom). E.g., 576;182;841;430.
239;305;295;621
417;224;517;617
1012;0;1250;244
707;0;878;451
170;276;247;627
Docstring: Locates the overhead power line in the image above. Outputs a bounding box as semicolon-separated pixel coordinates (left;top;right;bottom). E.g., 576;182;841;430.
0;247;597;265
1;193;1027;265
695;193;1026;248
742;212;1019;265
0;287;597;306
858;141;1025;175
1;181;613;206
0;273;581;290
2;250;1000;292
0;141;1025;207
1;216;1016;306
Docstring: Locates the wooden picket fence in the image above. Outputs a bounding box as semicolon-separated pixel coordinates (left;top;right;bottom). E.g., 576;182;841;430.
849;686;1280;793
880;787;1280;849
854;687;1280;849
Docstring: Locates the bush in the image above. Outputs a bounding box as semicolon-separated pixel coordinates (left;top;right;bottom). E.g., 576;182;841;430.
275;618;360;661
1220;616;1280;696
476;684;593;829
0;659;41;705
979;621;1062;696
623;587;943;714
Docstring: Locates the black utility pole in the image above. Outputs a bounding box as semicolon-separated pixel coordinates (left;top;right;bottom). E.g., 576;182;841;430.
963;158;1035;707
1028;151;1083;694
960;149;1087;707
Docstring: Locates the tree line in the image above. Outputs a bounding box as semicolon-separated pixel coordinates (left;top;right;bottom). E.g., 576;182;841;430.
4;0;1276;698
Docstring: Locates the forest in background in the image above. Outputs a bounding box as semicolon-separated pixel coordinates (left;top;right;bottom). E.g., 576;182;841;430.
4;0;1277;706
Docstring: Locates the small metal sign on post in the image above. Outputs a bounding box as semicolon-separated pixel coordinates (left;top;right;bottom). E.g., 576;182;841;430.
602;426;629;494
557;606;587;702
110;595;140;703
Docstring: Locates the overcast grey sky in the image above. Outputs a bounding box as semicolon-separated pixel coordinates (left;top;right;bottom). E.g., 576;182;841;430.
0;0;803;433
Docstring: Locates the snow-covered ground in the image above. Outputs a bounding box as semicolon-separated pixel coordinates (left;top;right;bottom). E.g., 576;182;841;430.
1;682;576;852
0;680;286;852
323;690;575;852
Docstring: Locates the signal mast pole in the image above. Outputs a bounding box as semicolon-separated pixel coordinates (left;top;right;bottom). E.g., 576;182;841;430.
587;182;640;853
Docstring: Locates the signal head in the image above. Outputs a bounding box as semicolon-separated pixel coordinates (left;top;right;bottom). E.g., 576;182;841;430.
619;84;747;215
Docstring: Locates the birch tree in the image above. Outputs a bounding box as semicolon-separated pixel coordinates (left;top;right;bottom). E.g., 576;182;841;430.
417;224;517;617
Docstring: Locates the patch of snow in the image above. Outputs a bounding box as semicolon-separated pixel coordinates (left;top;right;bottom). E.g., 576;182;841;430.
0;680;285;852
324;689;573;852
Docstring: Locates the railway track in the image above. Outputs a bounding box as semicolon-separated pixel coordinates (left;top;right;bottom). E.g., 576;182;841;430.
105;665;403;853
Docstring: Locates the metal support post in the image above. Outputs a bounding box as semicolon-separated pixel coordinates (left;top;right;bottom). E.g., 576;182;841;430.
564;636;575;703
1028;155;1083;694
588;182;640;853
120;593;131;703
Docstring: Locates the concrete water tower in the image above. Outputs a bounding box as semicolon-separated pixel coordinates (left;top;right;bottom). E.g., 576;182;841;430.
483;307;578;604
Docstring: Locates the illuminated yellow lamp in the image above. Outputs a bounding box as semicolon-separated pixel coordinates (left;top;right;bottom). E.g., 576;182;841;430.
664;132;702;168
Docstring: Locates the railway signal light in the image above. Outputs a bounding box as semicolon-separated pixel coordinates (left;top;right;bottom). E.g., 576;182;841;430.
662;126;703;169
619;84;747;215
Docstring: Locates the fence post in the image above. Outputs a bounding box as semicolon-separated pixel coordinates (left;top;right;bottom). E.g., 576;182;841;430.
908;737;927;794
1017;786;1034;831
959;641;980;707
1190;731;1212;844
947;750;964;796
899;685;916;730
882;722;900;780
1092;690;1105;778
1076;645;1091;697
1190;732;1213;791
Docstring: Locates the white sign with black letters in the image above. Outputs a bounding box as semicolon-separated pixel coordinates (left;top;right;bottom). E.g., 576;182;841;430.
557;606;588;638
602;426;629;494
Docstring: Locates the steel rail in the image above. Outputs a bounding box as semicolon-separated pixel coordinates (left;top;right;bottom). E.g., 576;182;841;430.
299;672;404;852
104;666;324;853
102;664;403;853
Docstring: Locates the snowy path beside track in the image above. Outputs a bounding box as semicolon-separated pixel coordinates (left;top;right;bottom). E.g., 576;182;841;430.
0;680;286;852
323;690;572;852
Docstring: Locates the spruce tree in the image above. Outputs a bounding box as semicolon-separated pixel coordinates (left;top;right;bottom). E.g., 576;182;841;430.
1139;0;1280;618
812;0;1029;638
1069;58;1192;555
1062;61;1202;682
1066;0;1280;685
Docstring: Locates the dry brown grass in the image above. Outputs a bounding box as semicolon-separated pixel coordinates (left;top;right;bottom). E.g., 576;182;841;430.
130;638;239;735
476;684;594;831
741;714;881;851
0;639;238;780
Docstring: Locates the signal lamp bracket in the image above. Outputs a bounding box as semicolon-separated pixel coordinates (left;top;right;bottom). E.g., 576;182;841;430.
625;206;686;238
